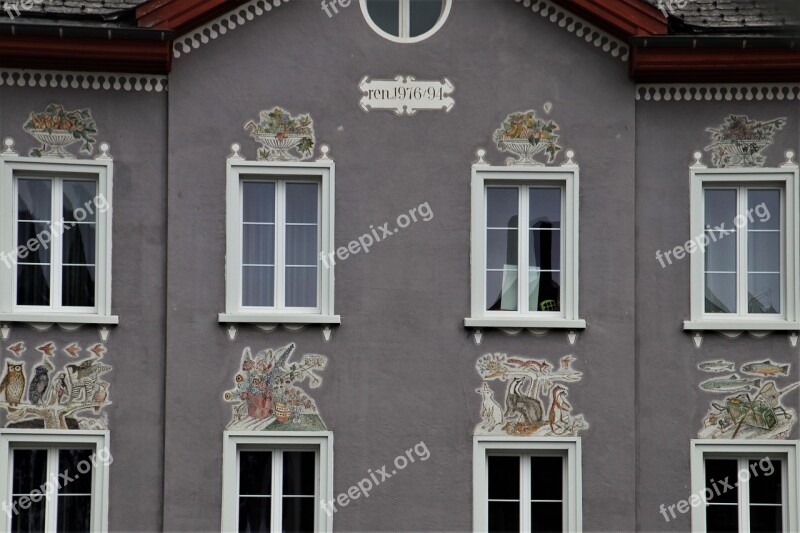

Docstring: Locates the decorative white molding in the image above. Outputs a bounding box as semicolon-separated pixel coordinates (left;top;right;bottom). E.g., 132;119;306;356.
474;148;489;166
791;333;798;348
690;151;706;169
636;84;800;102
783;150;798;168
94;142;113;161
228;142;245;161
173;0;288;59
1;138;17;156
0;69;167;92
692;332;703;348
358;76;455;115
514;0;629;62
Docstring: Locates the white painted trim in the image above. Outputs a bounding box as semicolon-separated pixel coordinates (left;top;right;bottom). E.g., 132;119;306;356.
636;84;800;102
358;0;452;44
467;165;582;329
0;430;110;533
0;156;114;325
0;69;167;92
687;167;799;332
689;440;799;533
221;431;333;533
223;160;336;324
472;436;582;533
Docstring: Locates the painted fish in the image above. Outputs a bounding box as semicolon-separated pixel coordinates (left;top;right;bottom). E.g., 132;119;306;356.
700;374;761;393
698;360;736;373
741;360;790;377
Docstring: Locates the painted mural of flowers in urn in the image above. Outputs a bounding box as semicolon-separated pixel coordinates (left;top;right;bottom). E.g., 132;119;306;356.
705;114;786;168
23;104;98;158
245;107;315;161
494;110;561;166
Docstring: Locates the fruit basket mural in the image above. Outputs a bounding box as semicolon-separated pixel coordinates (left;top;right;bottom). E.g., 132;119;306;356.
224;343;327;431
23;104;98;158
244;107;315;161
494;110;561;166
705;114;786;168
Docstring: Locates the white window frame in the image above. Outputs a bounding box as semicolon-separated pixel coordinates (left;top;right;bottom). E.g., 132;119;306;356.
219;160;339;325
473;436;582;533
221;431;333;533
0;155;116;325
359;0;452;44
0;429;110;533
690;440;799;533
685;166;799;332
465;165;584;330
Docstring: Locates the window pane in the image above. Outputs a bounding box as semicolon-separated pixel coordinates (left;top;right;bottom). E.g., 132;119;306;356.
532;271;560;312
281;497;314;533
12;449;47;494
705;273;736;314
243;182;275;224
705;230;736;273
285;267;317;308
705;460;739;504
239;451;271;495
366;0;399;36
705;189;737;229
749;459;782;504
531;502;563;533
56;495;91;533
488;502;520;533
487;188;519;228
529;229;560;271
63;223;96;266
17;265;50;306
238;497;270;533
706;504;739;532
282;451;315;496
242;225;275;266
749;505;783;531
17;179;51;221
285;226;317;266
11;498;45;533
488;455;519;500
62;266;95;307
242;266;274;307
748;231;780;273
748;273;780;314
58;449;93;495
17;222;51;264
487;270;517;312
487;229;518;270
529;188;561;228
285;183;318;224
748;189;780;231
531;456;563;501
409;0;443;37
63;180;97;223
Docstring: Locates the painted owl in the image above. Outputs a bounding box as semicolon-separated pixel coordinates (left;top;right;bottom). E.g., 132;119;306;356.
0;362;25;406
28;365;50;406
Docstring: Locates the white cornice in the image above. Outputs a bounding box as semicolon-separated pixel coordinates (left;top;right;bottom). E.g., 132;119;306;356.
636;84;800;101
0;69;168;92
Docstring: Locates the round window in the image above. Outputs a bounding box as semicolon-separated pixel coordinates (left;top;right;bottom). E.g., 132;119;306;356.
360;0;451;43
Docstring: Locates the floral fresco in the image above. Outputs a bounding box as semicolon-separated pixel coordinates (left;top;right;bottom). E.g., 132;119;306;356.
0;341;111;430
475;353;587;437
493;109;561;166
705;114;786;168
698;359;798;439
23;103;98;158
224;343;327;431
245;107;315;161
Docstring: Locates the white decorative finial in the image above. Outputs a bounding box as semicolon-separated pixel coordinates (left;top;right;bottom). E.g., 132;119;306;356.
94;142;112;160
1;137;17;156
228;142;244;160
474;148;489;166
317;144;331;161
561;149;577;166
690;151;706;169
782;149;797;168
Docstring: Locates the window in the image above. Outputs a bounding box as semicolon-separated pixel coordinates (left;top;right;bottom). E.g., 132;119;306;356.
473;438;581;533
686;166;799;332
465;165;584;329
221;160;338;325
690;441;799;532
0;431;110;533
0;156;115;325
221;432;333;532
360;0;451;43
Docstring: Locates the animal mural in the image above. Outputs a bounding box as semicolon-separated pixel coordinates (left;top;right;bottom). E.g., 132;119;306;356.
0;342;112;430
698;359;798;439
475;353;587;437
224;343;327;431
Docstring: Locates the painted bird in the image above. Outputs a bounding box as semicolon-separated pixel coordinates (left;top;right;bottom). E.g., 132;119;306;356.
36;342;54;357
63;343;81;358
88;343;106;358
27;365;50;405
54;372;68;404
93;382;109;412
0;362;25;406
6;342;25;358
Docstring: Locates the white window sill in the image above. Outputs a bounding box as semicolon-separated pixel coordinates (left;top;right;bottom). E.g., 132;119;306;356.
218;313;341;325
464;317;586;329
0;313;119;325
683;320;800;332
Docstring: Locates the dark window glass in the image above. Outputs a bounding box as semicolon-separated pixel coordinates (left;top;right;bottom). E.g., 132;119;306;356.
705;459;739;532
488;455;520;500
58;450;93;495
706;505;739;533
239;451;271;495
749;505;782;531
409;0;443;36
366;0;399;35
63;181;97;223
12;449;47;494
531;502;563;533
488;501;520;533
238;498;270;533
11;498;45;533
62;266;95;307
281;497;314;533
17;179;51;221
242;182;275;224
749;459;782;504
17;265;50;306
282;452;315;496
242;266;274;307
531;456;563;501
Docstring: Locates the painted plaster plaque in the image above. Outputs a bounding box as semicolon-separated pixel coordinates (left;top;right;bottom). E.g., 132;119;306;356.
359;76;454;115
